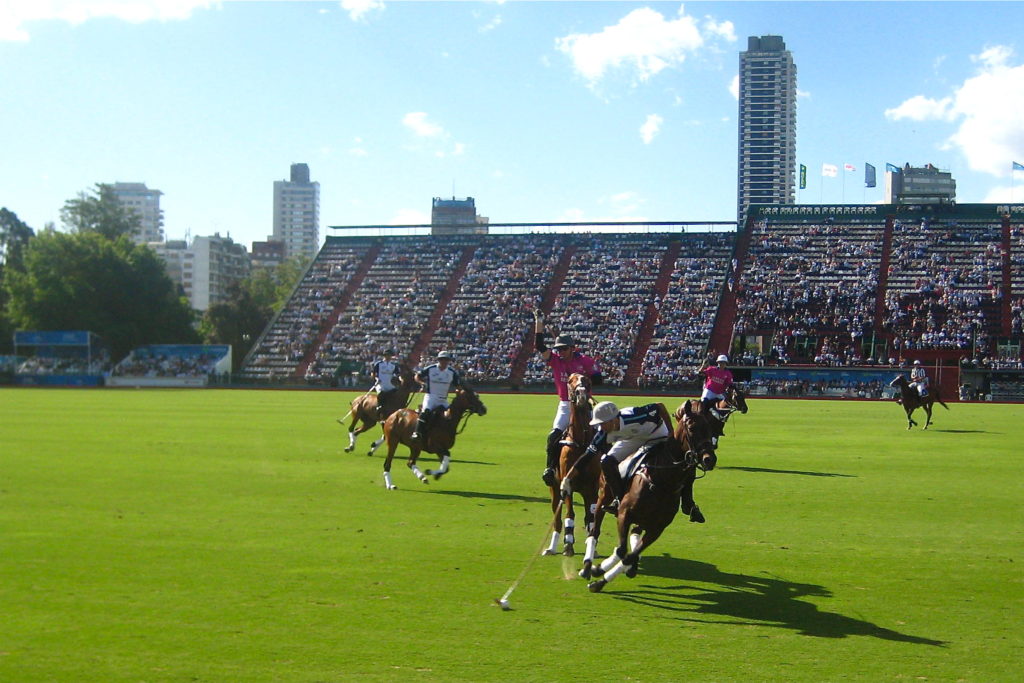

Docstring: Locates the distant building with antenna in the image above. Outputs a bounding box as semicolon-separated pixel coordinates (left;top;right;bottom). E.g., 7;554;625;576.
885;163;956;205
431;196;489;235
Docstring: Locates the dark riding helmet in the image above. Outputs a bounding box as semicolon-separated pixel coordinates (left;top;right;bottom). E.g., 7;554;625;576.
552;334;575;349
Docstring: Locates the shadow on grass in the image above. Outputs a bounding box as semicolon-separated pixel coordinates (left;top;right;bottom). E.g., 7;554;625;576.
719;466;855;478
610;555;945;646
928;429;993;434
413;488;550;504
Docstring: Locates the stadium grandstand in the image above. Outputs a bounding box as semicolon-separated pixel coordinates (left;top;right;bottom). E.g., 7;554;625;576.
228;205;1022;401
106;344;232;387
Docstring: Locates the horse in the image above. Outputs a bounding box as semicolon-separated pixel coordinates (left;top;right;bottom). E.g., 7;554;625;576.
342;364;416;456
890;375;948;430
690;383;748;444
380;384;487;490
586;400;717;592
541;373;597;557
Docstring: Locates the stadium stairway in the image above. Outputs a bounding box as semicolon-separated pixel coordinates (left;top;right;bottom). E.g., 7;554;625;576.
508;242;577;385
409;245;478;366
294;244;381;379
623;240;683;388
1001;214;1013;334
873;216;896;333
707;225;751;355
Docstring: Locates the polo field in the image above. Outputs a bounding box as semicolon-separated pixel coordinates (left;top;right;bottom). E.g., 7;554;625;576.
1;387;1020;682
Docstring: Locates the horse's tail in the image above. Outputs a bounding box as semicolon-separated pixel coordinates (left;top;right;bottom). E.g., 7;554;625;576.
937;396;949;410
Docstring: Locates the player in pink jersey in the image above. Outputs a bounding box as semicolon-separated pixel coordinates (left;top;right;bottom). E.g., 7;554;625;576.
534;310;602;487
699;353;735;424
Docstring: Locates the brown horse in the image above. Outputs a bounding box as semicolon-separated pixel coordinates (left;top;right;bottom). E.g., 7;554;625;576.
586;400;717;592
689;384;748;444
342;365;416;455
380;384;487;490
541;373;597;557
890;375;948;430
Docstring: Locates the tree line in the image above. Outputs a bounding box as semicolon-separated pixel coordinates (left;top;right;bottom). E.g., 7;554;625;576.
1;184;308;371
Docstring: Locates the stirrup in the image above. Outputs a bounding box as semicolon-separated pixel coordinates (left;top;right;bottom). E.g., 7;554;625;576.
602;498;620;514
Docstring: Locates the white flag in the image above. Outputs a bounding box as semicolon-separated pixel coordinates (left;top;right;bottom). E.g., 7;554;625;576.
822;163;838;177
844;163;856;172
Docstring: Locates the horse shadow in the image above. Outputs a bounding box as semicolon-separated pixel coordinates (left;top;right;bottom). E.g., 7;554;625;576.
928;429;992;434
610;555;945;646
413;489;550;504
720;466;856;478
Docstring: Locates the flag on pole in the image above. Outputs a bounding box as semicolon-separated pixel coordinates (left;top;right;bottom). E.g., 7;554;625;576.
799;164;807;189
844;163;856;172
865;163;876;188
886;163;900;173
1013;161;1024;172
822;163;838;178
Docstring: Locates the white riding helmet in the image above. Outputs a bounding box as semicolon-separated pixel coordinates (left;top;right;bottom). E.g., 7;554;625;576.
716;354;729;363
913;360;921;365
589;401;620;427
437;351;454;360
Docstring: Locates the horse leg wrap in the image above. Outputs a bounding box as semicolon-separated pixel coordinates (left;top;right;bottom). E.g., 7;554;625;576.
542;531;560;556
599;547;624;573
583;536;597;564
348;432;356;449
629;532;641;553
564;518;575;546
410;465;428;483
383;471;396;490
370;437;384;454
438;455;450;474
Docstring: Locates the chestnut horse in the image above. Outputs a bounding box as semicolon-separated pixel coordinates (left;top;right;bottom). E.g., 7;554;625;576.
381;384;487;490
890;375;948;430
586;400;717;592
342;365;416;455
541;373;598;557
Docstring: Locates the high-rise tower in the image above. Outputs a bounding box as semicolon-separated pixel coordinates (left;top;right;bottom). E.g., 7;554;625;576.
272;163;319;260
737;35;797;224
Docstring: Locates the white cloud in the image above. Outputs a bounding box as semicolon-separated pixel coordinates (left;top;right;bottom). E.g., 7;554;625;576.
639;114;663;144
555;5;735;90
403;112;445;138
479;14;502;33
340;0;383;22
389;208;429;225
0;0;215;41
887;45;1024;176
728;74;739;100
884;94;954;122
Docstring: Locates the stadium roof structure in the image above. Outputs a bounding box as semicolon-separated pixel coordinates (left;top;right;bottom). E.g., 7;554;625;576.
327;220;737;236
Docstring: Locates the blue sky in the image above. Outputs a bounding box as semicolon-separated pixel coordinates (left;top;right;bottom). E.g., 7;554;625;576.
2;1;1024;249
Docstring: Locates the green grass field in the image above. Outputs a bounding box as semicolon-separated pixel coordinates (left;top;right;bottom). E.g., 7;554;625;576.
1;387;1021;682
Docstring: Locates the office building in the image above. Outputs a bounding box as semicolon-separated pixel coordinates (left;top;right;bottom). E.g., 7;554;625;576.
431;196;489;235
885;163;956;205
151;234;249;311
737;35;797;224
111;182;163;244
272;163;319;260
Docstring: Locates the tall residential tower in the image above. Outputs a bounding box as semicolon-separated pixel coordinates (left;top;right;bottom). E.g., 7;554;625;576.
111;182;163;244
737;35;797;224
272;163;319;260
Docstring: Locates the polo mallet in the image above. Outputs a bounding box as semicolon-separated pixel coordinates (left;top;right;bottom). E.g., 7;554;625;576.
494;497;565;611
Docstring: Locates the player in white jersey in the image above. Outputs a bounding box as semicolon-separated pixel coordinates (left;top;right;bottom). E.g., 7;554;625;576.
909;359;929;396
411;351;462;441
370;350;401;421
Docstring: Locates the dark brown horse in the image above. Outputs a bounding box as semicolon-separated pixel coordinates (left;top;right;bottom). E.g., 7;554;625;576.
542;373;597;557
689;384;748;444
380;384;487;490
890;375;948;430
342;365;416;455
585;400;717;592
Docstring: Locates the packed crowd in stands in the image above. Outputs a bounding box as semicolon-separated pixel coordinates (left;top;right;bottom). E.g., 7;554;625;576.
112;348;226;378
734;219;884;365
883;217;1003;356
243;243;369;380
639;233;733;387
17;353;110;376
522;234;672;387
423;236;565;384
746;377;888;399
304;237;464;383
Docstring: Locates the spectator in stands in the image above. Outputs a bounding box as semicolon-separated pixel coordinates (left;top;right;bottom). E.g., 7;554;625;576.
411;351;462;442
534;308;603;487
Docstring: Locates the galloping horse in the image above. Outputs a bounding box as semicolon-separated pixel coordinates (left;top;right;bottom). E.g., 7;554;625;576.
689;383;748;444
890;375;948;430
542;373;597;557
381;384;487;490
343;365;416;455
586;400;717;592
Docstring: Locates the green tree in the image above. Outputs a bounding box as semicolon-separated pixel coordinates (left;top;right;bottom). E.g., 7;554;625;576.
3;230;197;359
0;208;36;352
60;184;141;240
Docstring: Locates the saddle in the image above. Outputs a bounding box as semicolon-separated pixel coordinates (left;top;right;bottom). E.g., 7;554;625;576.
616;437;672;483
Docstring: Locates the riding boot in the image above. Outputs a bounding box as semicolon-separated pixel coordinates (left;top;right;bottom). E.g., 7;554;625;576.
600;456;626;513
541;428;562;487
411;410;429;441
